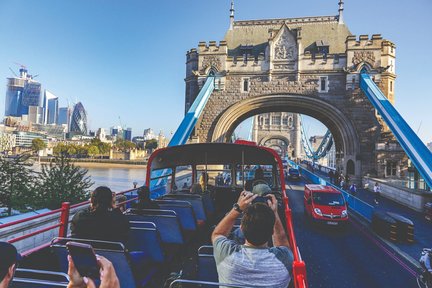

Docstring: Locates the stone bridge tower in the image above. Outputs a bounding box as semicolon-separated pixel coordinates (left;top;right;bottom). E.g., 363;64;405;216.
184;2;405;180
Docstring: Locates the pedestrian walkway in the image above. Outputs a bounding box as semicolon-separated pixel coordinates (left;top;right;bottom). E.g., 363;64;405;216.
303;165;432;264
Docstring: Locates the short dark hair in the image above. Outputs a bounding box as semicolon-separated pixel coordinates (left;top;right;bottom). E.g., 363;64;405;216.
241;203;275;246
91;186;114;211
0;242;19;282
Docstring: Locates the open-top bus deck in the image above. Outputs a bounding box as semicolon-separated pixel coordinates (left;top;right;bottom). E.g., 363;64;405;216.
1;142;307;288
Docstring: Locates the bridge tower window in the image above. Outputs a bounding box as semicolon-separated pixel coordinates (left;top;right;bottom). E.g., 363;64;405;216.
319;76;329;93
242;78;250;93
390;80;393;92
386;161;398;177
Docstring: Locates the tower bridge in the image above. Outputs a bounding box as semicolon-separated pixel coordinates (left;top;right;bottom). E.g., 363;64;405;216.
184;1;403;181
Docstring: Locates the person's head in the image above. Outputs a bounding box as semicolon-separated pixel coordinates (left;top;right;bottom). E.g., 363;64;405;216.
0;242;20;287
90;186;115;211
137;186;151;202
241;203;275;246
190;183;202;194
254;167;264;180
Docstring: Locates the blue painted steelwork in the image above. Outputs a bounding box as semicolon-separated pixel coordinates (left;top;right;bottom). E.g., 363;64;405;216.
168;77;215;147
150;77;215;194
360;73;432;188
299;115;333;161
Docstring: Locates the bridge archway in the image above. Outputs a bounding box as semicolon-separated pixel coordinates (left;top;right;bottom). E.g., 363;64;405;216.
210;94;361;176
259;135;290;157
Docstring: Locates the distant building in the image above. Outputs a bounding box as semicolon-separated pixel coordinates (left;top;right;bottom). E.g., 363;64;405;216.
43;90;58;125
123;127;132;141
58;107;71;131
13;131;47;148
110;126;122;137
143;128;157;141
96;128;107;142
28;106;44;124
70;102;88;135
5;68;41;118
0;131;16;152
132;136;145;148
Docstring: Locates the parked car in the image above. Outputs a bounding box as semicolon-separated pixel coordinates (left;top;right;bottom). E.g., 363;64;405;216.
304;184;348;226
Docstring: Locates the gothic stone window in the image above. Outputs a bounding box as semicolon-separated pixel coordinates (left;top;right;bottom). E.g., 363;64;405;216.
264;117;270;125
242;78;250;93
272;115;281;125
282;117;288;126
386;161;398;177
319;76;329;93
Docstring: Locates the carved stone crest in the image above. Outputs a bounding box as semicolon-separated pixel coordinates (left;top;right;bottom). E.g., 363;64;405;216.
274;26;297;61
201;56;222;73
352;51;375;67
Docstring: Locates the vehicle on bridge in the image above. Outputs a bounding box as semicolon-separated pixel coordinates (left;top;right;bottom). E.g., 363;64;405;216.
287;167;301;181
304;184;348;226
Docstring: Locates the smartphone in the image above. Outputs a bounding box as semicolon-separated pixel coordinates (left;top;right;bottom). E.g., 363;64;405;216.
66;241;100;279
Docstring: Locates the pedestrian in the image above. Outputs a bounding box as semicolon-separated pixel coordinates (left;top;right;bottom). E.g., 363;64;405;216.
328;170;334;184
349;183;357;196
373;182;381;204
340;179;345;190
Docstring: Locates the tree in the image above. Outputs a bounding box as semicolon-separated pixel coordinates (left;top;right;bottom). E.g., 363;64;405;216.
32;138;46;153
145;139;158;151
87;145;99;158
0;154;35;215
114;139;136;152
35;154;93;209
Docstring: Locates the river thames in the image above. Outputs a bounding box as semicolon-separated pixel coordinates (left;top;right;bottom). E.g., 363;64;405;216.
86;166;147;192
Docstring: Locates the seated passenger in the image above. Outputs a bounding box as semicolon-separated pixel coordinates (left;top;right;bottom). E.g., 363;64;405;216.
190;183;203;194
0;242;21;288
71;186;130;244
67;254;120;287
212;192;293;288
131;186;160;210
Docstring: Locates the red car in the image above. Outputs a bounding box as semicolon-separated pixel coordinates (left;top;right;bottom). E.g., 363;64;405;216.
304;184;348;226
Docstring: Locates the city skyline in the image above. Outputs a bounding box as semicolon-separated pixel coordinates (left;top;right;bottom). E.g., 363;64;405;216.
0;0;431;141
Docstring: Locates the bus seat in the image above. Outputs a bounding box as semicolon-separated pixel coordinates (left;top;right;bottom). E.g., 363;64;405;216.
162;195;207;225
126;211;184;245
50;238;136;288
12;268;69;288
155;200;198;232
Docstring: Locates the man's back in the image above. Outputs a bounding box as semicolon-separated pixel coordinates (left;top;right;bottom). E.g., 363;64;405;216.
213;236;292;288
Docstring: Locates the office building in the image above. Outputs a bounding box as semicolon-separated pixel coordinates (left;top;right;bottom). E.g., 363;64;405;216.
28;106;44;124
58;107;71;129
70;102;88;135
43;90;58;124
5;68;41;118
13;131;47;148
123;128;132;141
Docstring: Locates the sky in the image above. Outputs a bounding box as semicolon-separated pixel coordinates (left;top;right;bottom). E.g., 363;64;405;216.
0;0;431;143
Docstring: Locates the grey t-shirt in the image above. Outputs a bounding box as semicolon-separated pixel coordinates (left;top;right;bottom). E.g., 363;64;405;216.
213;236;293;288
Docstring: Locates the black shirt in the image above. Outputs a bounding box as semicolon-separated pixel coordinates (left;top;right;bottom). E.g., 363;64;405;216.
70;208;130;244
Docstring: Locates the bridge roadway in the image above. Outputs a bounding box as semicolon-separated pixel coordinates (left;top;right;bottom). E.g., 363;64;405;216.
285;179;415;288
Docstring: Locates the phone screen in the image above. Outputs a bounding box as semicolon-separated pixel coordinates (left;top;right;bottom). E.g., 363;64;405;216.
66;242;100;279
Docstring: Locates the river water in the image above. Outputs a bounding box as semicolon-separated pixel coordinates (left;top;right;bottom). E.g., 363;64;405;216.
86;167;147;192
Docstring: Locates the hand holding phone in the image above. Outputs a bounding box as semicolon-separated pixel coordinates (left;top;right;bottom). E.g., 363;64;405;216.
66;241;100;279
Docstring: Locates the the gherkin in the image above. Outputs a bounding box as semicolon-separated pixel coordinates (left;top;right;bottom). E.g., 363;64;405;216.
70;102;87;135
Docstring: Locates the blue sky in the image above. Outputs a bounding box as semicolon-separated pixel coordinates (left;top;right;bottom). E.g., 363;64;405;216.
0;0;431;143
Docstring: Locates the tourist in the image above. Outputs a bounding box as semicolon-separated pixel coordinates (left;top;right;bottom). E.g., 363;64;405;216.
0;242;21;288
328;170;334;184
199;172;208;192
212;192;293;287
67;254;120;288
190;183;203;194
349;183;357;196
70;186;130;244
373;182;381;204
131;186;160;210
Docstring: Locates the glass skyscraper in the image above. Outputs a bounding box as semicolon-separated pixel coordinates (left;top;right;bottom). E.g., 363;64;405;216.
4;68;41;118
70;102;87;135
43;90;58;124
58;107;71;129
